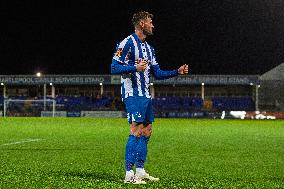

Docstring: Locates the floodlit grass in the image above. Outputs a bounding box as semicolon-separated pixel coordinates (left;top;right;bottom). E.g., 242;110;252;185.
0;118;283;188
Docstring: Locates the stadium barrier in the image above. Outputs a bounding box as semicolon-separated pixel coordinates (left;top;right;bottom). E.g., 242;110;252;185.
16;110;284;119
67;112;81;117
81;111;125;118
40;111;125;118
41;111;67;117
2;96;283;119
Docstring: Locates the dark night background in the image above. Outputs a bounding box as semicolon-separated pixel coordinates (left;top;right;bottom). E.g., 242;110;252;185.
0;0;283;75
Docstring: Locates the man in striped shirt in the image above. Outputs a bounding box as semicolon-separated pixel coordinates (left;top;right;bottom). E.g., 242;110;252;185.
111;11;188;184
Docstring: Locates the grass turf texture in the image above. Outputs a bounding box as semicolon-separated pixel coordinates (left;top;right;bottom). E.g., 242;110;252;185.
0;118;283;189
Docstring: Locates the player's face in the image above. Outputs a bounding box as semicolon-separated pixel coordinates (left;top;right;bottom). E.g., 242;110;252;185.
141;17;154;36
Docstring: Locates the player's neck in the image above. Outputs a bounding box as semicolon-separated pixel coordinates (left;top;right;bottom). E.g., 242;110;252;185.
135;30;146;42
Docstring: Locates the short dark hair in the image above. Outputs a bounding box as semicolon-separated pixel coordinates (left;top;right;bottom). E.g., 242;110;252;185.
132;11;153;27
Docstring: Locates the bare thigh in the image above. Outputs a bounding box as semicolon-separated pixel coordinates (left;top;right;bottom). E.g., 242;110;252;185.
130;123;152;137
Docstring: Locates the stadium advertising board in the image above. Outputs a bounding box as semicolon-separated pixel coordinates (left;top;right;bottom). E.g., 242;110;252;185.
0;75;259;85
81;111;125;118
153;75;259;85
0;75;110;85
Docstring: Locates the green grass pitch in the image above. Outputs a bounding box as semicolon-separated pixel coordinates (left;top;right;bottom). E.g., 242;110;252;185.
0;118;283;188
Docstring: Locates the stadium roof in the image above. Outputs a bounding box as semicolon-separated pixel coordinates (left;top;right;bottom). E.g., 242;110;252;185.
260;63;284;81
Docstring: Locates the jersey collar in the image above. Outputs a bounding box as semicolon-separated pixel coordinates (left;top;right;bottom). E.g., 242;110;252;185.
132;33;146;44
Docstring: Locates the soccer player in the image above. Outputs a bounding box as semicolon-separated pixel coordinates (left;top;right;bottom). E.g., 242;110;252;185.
111;11;188;184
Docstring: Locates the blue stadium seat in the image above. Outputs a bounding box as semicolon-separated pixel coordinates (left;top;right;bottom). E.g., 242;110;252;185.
152;97;203;111
211;97;254;111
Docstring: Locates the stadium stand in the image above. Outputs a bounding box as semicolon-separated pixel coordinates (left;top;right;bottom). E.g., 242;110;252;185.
152;97;203;111
259;63;284;111
0;66;283;118
0;95;3;106
3;95;256;113
211;97;255;111
53;96;114;111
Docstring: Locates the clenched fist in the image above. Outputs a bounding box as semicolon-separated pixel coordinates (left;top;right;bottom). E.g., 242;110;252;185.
178;64;189;75
136;59;147;72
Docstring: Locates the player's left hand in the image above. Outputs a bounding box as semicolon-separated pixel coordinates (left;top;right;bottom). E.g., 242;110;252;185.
178;64;189;75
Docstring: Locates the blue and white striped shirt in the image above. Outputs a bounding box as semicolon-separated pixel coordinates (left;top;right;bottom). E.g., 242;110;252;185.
111;33;178;100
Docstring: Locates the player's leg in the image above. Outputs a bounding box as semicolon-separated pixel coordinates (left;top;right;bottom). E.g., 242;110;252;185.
136;97;154;168
135;123;159;181
123;97;146;184
135;98;159;181
134;98;151;169
136;123;152;169
125;124;138;172
124;121;146;184
125;121;143;172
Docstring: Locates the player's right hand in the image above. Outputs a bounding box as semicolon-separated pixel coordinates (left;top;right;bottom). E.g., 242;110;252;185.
136;59;147;72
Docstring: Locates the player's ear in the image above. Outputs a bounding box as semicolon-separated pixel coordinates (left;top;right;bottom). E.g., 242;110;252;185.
139;20;145;27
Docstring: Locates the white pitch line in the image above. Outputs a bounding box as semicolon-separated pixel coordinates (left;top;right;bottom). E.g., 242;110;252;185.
0;139;42;146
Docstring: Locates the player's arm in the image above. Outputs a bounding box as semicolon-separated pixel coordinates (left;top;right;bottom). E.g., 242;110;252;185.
111;40;135;74
150;48;189;79
111;60;136;75
151;64;178;80
111;39;146;74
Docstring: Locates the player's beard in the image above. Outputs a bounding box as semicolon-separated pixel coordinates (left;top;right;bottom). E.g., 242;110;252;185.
143;28;153;36
143;31;153;36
